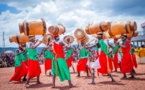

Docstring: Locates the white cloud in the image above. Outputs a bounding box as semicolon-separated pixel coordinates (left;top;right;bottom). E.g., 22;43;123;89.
0;0;145;47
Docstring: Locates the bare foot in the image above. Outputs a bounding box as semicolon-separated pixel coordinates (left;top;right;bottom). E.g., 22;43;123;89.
112;79;116;82
25;84;30;88
52;84;55;88
77;75;80;77
45;72;47;75
88;82;96;84
69;84;74;88
87;75;91;77
36;81;41;84
49;72;52;76
129;76;135;79
8;81;13;84
121;76;127;79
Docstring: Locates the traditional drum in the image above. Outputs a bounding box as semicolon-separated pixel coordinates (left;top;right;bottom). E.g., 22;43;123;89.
9;33;29;44
48;24;65;35
126;30;138;39
109;21;137;36
77;36;89;44
42;33;54;44
74;28;89;44
63;35;74;44
92;31;111;39
19;18;46;36
85;22;111;34
111;35;121;40
74;28;86;39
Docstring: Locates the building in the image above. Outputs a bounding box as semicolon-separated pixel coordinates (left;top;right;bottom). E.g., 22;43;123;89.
131;22;145;47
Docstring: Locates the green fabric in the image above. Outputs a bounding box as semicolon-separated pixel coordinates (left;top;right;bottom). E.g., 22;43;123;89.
27;48;38;60
123;39;126;43
44;50;54;60
113;44;119;54
108;52;113;58
66;48;73;59
52;58;71;82
98;40;108;56
130;44;135;54
20;53;27;62
14;54;22;67
79;47;89;59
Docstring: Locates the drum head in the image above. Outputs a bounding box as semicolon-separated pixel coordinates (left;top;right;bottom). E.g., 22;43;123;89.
77;36;89;44
74;28;85;39
42;33;54;44
63;35;74;44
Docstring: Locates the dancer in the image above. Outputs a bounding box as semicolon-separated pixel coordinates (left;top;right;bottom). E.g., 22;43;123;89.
25;36;42;87
90;32;115;84
51;35;73;88
119;34;134;79
65;38;75;72
113;39;122;72
19;43;28;81
108;44;114;72
89;42;100;84
42;42;54;75
8;49;27;83
130;43;138;74
77;40;90;77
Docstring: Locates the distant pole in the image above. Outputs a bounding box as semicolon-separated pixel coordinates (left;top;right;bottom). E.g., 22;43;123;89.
3;31;5;53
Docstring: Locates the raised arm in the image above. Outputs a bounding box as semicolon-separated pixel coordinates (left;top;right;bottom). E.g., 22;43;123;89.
30;40;42;49
119;42;126;48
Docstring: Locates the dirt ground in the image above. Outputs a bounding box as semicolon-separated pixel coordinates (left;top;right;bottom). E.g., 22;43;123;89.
0;63;145;90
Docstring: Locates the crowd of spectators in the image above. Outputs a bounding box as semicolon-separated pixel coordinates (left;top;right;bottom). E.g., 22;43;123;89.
0;47;96;68
0;53;14;68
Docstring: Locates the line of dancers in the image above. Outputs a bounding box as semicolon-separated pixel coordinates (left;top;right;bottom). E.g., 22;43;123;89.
8;32;138;88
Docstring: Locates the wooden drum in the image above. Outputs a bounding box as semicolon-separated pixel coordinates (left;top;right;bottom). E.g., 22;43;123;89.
63;35;74;44
85;22;111;34
19;18;46;36
42;33;54;44
74;28;86;39
9;33;29;44
48;24;66;35
126;30;138;39
109;21;137;36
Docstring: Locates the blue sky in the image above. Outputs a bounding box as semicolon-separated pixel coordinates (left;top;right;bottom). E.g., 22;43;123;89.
0;0;145;47
0;3;20;14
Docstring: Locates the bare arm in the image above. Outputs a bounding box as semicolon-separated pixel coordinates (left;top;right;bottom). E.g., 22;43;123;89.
18;44;25;50
30;40;42;49
34;39;39;44
86;43;97;49
119;42;126;48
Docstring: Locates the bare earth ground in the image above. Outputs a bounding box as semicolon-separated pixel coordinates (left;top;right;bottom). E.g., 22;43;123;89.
0;63;145;90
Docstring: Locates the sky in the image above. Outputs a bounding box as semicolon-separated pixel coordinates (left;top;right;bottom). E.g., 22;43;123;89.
0;0;145;47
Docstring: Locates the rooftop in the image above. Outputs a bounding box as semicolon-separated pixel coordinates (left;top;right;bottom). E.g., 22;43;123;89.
131;35;145;41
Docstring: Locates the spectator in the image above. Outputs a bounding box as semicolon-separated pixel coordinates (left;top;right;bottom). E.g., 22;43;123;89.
5;54;11;67
10;54;14;66
0;54;7;67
